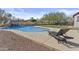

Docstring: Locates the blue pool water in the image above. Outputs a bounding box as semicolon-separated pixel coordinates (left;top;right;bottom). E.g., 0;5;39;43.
2;25;49;32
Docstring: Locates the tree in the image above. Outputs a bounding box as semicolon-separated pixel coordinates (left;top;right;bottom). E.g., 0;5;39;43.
5;13;12;17
29;17;37;22
0;9;13;20
0;9;5;16
40;12;69;25
0;9;5;20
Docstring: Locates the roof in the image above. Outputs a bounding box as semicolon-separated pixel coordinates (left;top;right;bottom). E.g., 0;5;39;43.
73;12;79;18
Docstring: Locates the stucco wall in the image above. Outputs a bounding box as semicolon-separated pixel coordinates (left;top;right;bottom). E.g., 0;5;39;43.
74;14;79;28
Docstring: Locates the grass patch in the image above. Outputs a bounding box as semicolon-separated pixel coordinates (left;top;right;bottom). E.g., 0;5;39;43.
38;25;79;30
38;25;73;28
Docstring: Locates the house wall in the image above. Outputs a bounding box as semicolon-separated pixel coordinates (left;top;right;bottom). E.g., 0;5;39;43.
74;14;79;28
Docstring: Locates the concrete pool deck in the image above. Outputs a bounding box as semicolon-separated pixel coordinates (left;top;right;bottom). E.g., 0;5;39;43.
8;27;79;51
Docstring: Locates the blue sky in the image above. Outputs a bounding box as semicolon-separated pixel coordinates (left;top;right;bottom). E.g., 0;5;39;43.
1;8;79;20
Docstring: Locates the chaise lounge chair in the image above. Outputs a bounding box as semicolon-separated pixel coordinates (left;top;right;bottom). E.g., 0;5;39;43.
48;28;73;44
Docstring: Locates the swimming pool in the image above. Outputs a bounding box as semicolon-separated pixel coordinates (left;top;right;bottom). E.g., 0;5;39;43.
2;25;49;32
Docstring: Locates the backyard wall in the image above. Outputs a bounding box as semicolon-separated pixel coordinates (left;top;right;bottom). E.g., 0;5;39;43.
74;14;79;28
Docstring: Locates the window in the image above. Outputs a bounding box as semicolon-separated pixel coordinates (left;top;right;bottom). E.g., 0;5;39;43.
77;16;79;22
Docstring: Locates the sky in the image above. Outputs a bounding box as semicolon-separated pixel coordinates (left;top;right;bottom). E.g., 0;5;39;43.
1;8;79;20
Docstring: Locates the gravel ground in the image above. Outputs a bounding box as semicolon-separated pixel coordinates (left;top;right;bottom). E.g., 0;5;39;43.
0;30;55;51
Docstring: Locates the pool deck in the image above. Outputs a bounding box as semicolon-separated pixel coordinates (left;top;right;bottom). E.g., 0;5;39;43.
8;26;79;51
